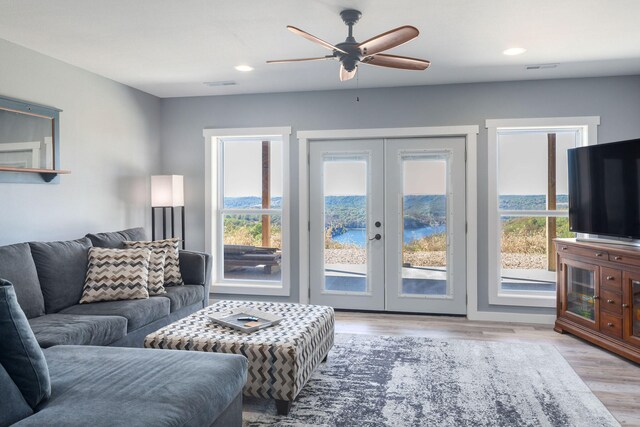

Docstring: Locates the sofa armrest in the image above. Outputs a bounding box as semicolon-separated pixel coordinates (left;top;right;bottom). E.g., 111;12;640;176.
178;250;211;308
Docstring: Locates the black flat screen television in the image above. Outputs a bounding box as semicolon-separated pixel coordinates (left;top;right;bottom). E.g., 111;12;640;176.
568;138;640;240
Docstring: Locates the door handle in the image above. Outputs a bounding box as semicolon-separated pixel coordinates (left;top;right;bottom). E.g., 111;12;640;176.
369;234;382;241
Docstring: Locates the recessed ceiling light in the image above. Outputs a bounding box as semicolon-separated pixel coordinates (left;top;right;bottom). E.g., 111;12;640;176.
234;65;254;72
503;47;527;56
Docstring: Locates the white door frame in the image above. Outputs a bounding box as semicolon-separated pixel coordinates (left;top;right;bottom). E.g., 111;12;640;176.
298;126;480;317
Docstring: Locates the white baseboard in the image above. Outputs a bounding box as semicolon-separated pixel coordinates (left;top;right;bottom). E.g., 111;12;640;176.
467;310;556;325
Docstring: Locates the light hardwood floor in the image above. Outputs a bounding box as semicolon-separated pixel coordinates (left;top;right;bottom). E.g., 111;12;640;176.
334;311;640;426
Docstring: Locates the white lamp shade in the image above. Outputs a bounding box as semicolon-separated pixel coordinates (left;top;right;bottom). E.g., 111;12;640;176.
151;175;184;207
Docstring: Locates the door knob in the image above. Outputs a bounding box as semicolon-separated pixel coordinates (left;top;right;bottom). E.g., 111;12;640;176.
369;234;382;241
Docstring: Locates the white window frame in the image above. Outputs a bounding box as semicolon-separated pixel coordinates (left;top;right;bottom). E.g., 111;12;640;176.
203;127;291;296
486;117;600;307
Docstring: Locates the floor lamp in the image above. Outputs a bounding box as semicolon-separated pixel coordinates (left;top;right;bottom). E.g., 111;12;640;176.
151;175;185;249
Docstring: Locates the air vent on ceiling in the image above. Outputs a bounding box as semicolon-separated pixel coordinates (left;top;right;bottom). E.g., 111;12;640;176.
525;64;558;70
203;81;237;87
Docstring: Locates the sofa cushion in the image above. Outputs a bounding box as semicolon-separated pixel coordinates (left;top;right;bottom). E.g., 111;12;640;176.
14;345;247;427
86;227;147;249
28;314;128;348
0;363;33;427
155;285;204;312
0;280;51;409
80;247;151;304
0;243;45;318
124;238;183;286
60;298;170;331
29;237;92;314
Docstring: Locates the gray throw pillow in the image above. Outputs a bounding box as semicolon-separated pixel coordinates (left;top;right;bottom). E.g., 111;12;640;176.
0;243;45;319
0;279;51;409
86;227;147;249
29;237;92;313
0;363;33;426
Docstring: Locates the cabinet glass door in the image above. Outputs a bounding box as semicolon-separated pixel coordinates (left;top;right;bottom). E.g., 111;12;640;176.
633;280;640;338
563;261;598;326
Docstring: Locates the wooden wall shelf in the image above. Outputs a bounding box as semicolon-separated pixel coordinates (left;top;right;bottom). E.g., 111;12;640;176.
0;166;70;182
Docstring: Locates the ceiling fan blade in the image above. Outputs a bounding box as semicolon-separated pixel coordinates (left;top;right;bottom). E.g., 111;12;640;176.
362;53;431;70
267;56;335;64
358;26;419;55
339;64;357;81
287;26;348;54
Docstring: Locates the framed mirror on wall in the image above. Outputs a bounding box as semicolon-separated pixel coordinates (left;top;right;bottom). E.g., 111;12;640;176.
0;95;68;183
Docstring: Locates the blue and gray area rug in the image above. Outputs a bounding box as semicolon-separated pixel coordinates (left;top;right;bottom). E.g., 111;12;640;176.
243;333;619;427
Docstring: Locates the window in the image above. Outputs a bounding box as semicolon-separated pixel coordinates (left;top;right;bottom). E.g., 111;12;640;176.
204;127;291;296
486;117;599;307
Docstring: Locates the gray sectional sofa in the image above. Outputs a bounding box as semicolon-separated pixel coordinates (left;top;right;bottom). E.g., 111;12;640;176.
0;228;248;427
0;227;211;348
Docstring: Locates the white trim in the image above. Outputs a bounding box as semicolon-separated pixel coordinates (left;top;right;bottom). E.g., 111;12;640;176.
203;127;292;296
297;126;480;319
485;116;600;308
468;311;556;325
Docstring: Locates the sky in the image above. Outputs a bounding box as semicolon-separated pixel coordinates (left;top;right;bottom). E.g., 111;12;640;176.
223;139;282;198
222;132;579;198
499;131;577;195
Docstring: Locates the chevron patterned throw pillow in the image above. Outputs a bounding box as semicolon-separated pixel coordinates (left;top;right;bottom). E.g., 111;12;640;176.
148;249;167;295
79;247;151;304
124;238;183;286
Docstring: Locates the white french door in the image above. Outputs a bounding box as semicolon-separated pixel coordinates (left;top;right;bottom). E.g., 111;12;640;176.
309;137;466;314
384;138;466;314
309;139;385;310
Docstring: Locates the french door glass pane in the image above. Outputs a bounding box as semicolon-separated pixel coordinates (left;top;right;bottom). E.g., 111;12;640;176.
566;265;596;321
401;155;448;296
500;215;575;293
633;280;640;338
323;158;368;293
222;214;281;282
223;139;283;209
498;131;578;210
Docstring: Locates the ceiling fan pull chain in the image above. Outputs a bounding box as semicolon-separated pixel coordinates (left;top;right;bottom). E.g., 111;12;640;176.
356;68;360;102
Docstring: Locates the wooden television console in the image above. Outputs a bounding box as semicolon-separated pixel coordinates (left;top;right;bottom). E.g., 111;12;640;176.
554;238;640;364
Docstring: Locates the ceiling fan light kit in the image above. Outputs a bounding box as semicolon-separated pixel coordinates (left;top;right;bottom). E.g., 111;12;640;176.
267;9;430;81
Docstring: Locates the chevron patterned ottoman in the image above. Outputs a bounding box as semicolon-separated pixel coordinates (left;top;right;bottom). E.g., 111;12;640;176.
144;300;335;415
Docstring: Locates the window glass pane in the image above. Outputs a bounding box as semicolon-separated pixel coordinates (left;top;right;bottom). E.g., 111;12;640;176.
323;159;368;293
500;215;575;293
223;139;282;209
401;156;448;296
498;131;579;210
222;214;281;283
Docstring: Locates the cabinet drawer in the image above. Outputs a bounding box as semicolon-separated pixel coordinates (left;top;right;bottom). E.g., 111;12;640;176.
600;288;622;315
600;267;622;291
557;244;608;260
609;252;640;267
599;312;622;339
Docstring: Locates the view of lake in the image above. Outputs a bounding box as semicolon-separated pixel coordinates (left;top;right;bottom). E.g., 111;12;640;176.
332;224;447;247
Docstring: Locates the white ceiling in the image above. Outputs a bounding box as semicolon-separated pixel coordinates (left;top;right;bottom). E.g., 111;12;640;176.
1;0;639;98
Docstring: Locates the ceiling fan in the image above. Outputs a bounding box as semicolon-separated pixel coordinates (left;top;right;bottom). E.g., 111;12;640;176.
267;9;430;81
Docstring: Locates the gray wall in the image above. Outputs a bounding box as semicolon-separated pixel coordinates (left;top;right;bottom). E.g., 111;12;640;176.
0;39;161;245
159;75;640;313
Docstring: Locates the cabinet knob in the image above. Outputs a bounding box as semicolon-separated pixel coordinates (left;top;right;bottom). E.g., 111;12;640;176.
614;256;622;261
607;322;614;327
622;304;629;308
561;246;568;251
593;295;600;300
595;252;604;257
606;275;615;280
607;299;615;304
